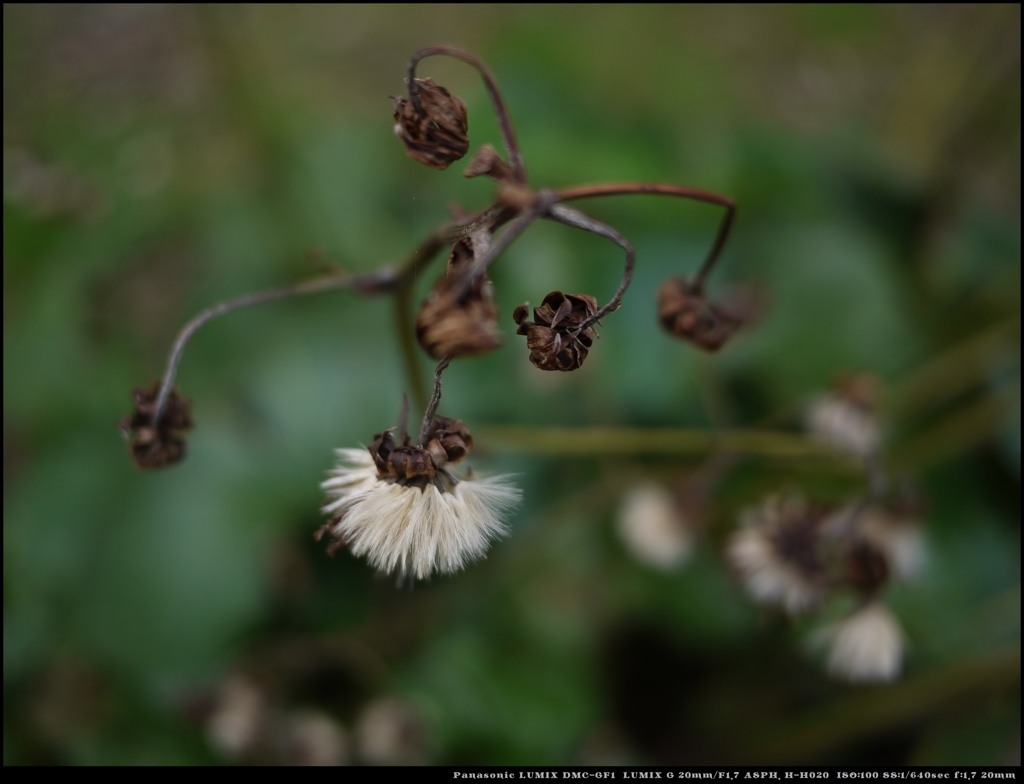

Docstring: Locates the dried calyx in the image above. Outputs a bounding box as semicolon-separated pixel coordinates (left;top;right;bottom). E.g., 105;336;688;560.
367;416;473;486
513;291;599;371
416;237;502;359
119;380;193;469
393;78;469;170
657;276;743;351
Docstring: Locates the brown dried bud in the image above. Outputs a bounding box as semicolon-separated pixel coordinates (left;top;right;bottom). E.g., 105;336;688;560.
513;291;599;372
367;428;399;476
118;380;193;470
387;446;436;481
392;78;469;170
463;144;513;182
423;416;474;465
656;276;743;352
416;238;502;359
845;539;890;597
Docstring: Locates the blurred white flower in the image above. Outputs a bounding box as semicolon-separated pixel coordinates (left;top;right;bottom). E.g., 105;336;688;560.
823;602;906;683
205;675;267;760
806;395;880;458
727;495;827;615
356;698;427;765
320;448;519;580
617;483;693;570
280;709;349;767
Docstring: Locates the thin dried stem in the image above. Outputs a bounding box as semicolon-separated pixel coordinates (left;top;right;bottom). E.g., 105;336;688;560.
152;271;363;426
456;190;558;300
546;204;636;330
419;355;453;445
556;182;735;289
409;46;527;183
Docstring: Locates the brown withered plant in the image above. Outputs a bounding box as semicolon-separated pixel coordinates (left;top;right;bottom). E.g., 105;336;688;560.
121;45;745;471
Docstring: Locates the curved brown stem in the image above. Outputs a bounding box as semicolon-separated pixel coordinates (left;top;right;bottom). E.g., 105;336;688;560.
419;355;453;445
545;203;635;330
409;46;527;183
556;182;735;289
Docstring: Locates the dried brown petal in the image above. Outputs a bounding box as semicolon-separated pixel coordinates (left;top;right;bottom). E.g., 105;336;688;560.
846;540;890;597
392;78;469;170
656;276;742;352
416;238;502;359
463;144;513;181
119;380;193;470
513;291;598;371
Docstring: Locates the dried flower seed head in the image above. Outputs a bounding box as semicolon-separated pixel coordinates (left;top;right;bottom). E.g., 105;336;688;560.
727;494;829;615
463;143;514;182
821;601;906;683
392;77;469;170
319;443;519;580
513;291;599;371
416;237;502;359
118;380;193;470
617;483;694;570
656;276;743;351
845;539;890;597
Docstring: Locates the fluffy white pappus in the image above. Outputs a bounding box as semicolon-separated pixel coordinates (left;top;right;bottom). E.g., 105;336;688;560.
617;483;693;570
806;396;880;459
727;526;821;615
824;602;906;683
321;448;520;580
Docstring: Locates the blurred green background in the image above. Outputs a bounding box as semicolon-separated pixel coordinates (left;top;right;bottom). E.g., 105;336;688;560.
4;4;1020;765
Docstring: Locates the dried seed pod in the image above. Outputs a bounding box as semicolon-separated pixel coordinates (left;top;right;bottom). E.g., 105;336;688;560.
118;381;193;470
416;238;502;359
463;144;513;182
387;446;436;481
423;415;474;465
392;78;469;170
656;276;742;351
845;539;890;597
513;291;599;371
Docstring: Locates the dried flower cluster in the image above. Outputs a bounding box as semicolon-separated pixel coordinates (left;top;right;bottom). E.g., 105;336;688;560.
119;46;931;688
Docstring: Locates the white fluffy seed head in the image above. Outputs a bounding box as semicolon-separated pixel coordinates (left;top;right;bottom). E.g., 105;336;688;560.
617;483;693;570
321;448;520;580
824;602;906;683
727;495;825;615
806;396;880;459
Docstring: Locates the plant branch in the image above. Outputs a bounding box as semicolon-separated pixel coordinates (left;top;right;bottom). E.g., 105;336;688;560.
419;355;453;445
457;189;558;299
556;182;736;289
409;46;527;183
545;204;635;330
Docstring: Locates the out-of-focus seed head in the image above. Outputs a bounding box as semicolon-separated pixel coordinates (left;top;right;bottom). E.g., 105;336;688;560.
845;539;890;597
656;276;743;351
513;291;599;371
416;238;502;359
393;77;469;170
118;380;193;470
